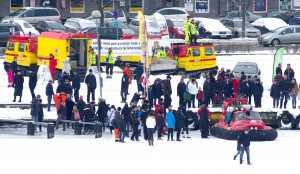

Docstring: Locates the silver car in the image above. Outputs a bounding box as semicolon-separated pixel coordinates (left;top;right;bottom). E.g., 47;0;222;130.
233;62;261;80
258;25;300;46
222;19;261;38
218;11;261;23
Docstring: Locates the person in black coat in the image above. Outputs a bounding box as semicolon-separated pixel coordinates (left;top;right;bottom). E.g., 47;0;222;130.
223;77;233;100
270;79;280;108
276;63;282;77
45;80;54;111
121;103;131;136
12;70;24;102
177;77;186;107
134;63;144;92
199;105;209;138
203;78;212;106
238;79;249;98
253;79;264;108
164;75;172;108
11;57;18;75
72;71;81;102
156;111;166;140
56;78;73;96
83;105;95;134
247;76;254;105
238;127;251;165
152;79;163;105
141;101;150;140
130;91;142;105
97;98;108;131
38;99;44;132
147;86;154;108
30;95;41;132
76;95;86;120
116;109;126;143
66;96;76;123
85;69;97;103
284;63;294;82
174;107;185;141
28;69;37;100
121;71;129;103
279;75;290;109
56;102;67;130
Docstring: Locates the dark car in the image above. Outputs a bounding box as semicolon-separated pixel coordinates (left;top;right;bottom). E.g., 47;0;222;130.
232;62;261;80
275;9;300;23
81;27;123;40
104;21;135;39
0;23;24;47
34;21;66;33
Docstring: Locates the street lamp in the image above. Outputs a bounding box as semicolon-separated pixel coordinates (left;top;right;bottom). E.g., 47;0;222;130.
91;10;102;97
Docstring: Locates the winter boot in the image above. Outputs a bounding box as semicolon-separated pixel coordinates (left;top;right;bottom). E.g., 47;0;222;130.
151;140;154;146
233;155;237;160
13;96;16;102
187;134;191;138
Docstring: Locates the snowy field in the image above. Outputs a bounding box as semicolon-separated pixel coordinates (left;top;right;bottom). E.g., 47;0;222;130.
0;54;300;174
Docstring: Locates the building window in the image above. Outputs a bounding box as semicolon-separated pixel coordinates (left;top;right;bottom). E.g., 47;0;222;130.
70;0;85;13
104;0;113;11
253;0;267;13
227;0;240;10
10;0;24;12
195;0;209;13
294;0;300;8
279;0;292;11
130;0;143;13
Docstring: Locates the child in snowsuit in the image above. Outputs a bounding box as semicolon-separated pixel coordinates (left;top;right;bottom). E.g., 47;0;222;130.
7;67;14;87
196;88;203;107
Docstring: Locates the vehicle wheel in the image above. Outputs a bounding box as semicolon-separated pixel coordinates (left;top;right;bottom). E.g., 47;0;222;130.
277;111;295;128
205;33;211;39
293;116;300;129
234;32;239;38
271;39;280;46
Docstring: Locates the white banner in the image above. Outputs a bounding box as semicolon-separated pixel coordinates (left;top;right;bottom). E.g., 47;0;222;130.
294;0;300;7
91;39;171;57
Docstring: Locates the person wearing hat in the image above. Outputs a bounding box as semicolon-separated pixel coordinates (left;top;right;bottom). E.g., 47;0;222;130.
85;69;97;103
270;79;280;108
46;80;55;111
28;68;37;100
184;16;191;45
121;70;130;103
164;75;172;108
30;94;41;132
105;48;115;78
189;19;197;45
72;70;81;102
62;56;71;75
238;126;251;165
223;76;233;100
253;78;263;108
49;53;57;82
240;71;246;82
12;70;24;102
157;46;166;59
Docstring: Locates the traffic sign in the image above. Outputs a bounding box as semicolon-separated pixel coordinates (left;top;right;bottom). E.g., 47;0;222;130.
113;20;118;26
113;11;118;19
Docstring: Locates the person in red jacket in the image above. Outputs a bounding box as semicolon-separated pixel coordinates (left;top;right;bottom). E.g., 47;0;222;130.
231;75;239;97
49;53;57;82
123;63;132;84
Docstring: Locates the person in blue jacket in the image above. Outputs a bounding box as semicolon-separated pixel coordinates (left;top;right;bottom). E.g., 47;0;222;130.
134;63;144;92
165;108;175;141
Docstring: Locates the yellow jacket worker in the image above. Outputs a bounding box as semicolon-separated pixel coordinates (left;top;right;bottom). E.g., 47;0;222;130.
189;19;197;45
105;48;115;78
184;16;191;45
157;47;166;59
89;48;98;67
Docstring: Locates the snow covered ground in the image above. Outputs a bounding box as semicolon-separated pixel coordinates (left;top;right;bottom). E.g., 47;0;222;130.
0;54;300;173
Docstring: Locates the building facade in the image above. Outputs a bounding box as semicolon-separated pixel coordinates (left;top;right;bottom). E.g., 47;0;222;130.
1;0;300;19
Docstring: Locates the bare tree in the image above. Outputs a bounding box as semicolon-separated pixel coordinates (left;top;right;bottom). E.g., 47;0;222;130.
231;0;254;38
94;0;113;27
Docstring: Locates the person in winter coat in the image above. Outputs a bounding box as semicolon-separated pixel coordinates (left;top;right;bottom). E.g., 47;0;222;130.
147;86;154;108
72;106;80;121
123;63;132;84
231;75;239;97
164;75;172;108
233;136;241;160
196;87;204;107
177;77;186;106
116;107;126;143
240;71;246;82
45;80;54;111
62;57;71;75
141;101;150;140
85;69;97;103
188;78;198;108
165;108;175;141
56;102;67;130
11;56;18;75
12;70;24;102
107;105;116;134
38;99;44;132
290;78;299;109
56;78;73;96
121;71;129;103
199;72;206;90
130;106;140;141
82;105;95;134
253;79;264;108
247;76;254;105
96;97;107;131
58;72;69;85
134;63;144;92
223;77;233;100
238;78;249;98
49;53;57;82
203;78;212;106
238;127;251;165
279;75;290;109
66;95;76;125
284;63;295;83
76;95;86;119
7;67;14;87
152;79;163;105
28;69;37;100
130;91;143;105
30;95;41;132
72;71;81;102
121;103;131;136
174;107;185;141
199;105;209;138
270;79;280;108
276;63;283;77
146;110;156;146
157;109;166;140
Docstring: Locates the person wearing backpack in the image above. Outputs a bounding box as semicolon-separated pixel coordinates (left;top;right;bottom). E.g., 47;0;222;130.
188;78;198;108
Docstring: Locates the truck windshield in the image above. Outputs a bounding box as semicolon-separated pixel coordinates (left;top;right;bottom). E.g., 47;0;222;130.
235;112;261;120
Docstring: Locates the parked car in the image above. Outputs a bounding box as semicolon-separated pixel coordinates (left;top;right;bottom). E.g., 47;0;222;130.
289;17;300;25
35;21;66;33
104;21;135;39
275;9;300;23
217;10;261;23
1;7;61;24
81;27;123;40
222;19;261;38
251;18;288;35
64;18;96;31
258;25;300;46
145;7;188;20
128;19;161;37
0;23;25;47
233;62;261;80
194;18;232;39
166;19;185;39
2;19;39;35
